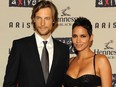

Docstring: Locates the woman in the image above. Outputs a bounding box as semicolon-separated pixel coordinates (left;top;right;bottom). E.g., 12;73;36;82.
63;17;112;87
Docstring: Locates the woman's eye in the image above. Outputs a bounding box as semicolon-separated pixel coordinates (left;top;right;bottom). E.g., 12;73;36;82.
81;35;86;38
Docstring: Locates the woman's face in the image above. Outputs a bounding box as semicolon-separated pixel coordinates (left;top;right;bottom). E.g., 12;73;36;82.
72;26;93;52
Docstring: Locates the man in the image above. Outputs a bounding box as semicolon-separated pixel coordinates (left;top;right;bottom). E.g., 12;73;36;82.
3;1;69;87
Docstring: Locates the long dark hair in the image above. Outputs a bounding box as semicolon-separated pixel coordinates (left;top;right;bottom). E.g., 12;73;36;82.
31;0;58;32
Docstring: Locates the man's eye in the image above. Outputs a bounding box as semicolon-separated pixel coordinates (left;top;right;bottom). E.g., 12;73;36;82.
36;16;41;20
72;34;77;38
45;17;50;20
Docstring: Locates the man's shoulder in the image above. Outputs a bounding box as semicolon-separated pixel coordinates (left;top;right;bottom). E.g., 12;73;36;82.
14;34;34;42
12;34;35;46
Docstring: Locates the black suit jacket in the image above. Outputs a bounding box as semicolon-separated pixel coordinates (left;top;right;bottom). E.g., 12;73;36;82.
3;34;69;87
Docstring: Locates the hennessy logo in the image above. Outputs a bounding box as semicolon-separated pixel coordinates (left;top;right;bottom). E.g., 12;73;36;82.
61;6;71;16
104;40;113;49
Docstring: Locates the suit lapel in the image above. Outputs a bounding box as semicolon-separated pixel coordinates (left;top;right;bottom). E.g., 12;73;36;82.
47;39;61;85
29;35;61;86
28;34;45;85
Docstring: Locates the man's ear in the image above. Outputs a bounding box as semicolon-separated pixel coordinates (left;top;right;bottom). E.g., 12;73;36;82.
33;18;35;22
52;21;55;26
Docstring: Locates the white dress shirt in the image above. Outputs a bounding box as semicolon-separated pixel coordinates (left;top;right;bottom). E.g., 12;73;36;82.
35;32;54;72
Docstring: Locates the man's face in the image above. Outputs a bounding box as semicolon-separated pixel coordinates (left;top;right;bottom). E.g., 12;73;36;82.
34;7;53;39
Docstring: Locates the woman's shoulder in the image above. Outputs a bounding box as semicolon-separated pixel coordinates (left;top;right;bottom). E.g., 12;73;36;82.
95;54;108;61
95;54;110;67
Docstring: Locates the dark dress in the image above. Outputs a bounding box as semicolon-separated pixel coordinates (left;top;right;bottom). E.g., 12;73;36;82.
63;54;101;87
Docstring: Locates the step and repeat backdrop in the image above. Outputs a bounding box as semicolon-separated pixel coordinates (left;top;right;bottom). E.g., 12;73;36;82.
0;0;116;86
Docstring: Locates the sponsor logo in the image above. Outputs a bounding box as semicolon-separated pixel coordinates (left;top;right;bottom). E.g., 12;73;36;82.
9;22;31;29
104;40;114;49
94;40;116;59
9;0;39;7
58;6;78;26
8;21;116;29
96;0;116;7
112;74;116;87
61;6;71;16
55;38;74;54
94;22;116;29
